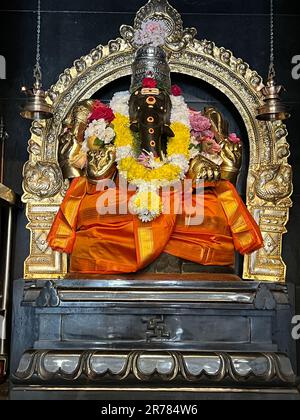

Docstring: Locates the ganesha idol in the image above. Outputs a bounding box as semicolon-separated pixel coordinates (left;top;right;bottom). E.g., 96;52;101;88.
47;45;263;275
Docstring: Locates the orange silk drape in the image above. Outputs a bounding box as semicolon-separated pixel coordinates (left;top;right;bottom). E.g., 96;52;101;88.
47;177;263;274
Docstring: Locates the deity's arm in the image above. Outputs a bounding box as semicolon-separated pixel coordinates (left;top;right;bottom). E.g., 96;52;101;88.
188;154;221;183
203;107;243;185
86;146;117;182
57;100;94;179
58;99;117;182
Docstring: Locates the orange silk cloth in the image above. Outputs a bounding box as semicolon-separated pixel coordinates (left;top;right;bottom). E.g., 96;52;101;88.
47;177;263;274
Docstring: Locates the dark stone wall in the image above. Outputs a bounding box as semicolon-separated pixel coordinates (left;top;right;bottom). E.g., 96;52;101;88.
0;1;299;372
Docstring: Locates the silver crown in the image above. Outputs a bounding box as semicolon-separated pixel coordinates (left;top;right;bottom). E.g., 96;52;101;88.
130;46;171;93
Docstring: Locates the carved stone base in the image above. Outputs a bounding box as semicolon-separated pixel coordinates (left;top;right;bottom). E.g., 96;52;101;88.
12;350;296;386
9;278;298;399
10;350;300;400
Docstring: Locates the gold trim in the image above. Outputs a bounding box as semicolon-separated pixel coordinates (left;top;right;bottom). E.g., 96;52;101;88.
0;183;16;205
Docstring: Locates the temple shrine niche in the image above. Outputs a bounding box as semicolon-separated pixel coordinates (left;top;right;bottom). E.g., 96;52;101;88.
8;0;298;400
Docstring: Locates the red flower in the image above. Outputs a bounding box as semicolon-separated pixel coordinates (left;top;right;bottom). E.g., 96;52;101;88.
171;84;182;97
93;100;106;109
88;103;115;123
142;77;158;89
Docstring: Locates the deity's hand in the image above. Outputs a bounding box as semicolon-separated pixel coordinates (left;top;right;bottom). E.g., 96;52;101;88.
58;100;96;179
86;144;117;182
188;155;221;183
59;130;85;179
219;138;243;184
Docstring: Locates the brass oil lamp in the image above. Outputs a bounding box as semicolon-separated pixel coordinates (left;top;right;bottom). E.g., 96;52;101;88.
20;0;53;120
256;0;290;121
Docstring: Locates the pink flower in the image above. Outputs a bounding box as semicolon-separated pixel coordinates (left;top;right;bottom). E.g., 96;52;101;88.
134;19;168;47
201;137;222;154
138;152;152;168
229;133;241;144
189;110;211;133
202;130;215;139
171;85;182;97
145;22;161;33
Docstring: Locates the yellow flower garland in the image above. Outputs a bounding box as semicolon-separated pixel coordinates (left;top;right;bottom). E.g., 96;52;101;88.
113;113;190;183
167;122;191;159
112;112;191;222
113;114;135;148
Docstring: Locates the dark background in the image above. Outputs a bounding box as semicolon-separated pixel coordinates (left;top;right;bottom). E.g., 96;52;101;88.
0;0;299;374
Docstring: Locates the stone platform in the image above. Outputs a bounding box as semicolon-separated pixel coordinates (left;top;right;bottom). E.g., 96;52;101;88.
9;278;299;400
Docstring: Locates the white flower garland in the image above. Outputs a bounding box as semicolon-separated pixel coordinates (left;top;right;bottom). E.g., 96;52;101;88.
110;93;192;222
109;91;130;117
170;95;191;129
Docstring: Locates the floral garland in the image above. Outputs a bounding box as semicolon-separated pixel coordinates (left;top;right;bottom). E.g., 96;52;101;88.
81;88;241;222
107;83;190;221
114;117;190;184
110;92;191;222
188;110;241;165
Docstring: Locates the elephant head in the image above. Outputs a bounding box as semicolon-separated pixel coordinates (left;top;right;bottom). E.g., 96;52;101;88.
129;87;174;158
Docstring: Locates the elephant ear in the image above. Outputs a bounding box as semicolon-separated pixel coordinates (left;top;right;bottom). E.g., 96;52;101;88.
129;91;139;123
162;92;172;124
163;124;175;138
130;122;139;133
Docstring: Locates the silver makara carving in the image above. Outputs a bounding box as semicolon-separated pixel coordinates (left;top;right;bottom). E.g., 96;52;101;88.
23;161;63;199
252;164;292;204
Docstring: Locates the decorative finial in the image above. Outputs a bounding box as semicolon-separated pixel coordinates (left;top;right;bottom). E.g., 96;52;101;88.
120;0;197;52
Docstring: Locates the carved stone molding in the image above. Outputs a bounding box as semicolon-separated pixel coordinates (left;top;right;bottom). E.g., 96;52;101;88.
22;0;293;281
253;284;277;310
35;281;60;308
142;315;171;342
13;350;296;386
21;278;288;307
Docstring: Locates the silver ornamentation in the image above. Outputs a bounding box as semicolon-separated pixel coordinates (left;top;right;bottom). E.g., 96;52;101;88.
23;161;63;199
